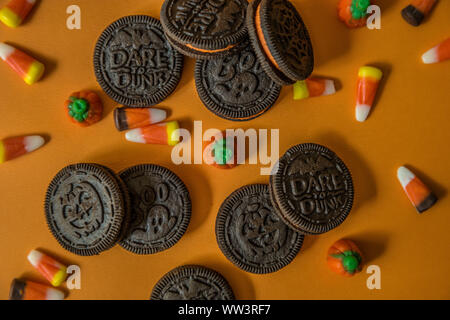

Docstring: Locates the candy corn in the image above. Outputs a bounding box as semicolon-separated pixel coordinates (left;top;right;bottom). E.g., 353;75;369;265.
397;166;437;213
114;107;167;131
9;279;64;300
293;77;336;100
125;121;180;146
0;0;36;28
0;42;44;85
27;249;67;287
422;37;450;64
355;66;382;122
401;0;436;26
0;135;45;163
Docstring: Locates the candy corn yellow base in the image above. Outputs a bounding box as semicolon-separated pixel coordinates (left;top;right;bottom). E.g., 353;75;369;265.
51;268;67;287
0;142;5;163
24;61;45;85
293;80;309;100
0;7;21;28
358;66;383;80
166;121;180;146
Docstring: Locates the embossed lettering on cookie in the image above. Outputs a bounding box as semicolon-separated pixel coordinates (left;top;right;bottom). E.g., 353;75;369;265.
151;265;234;300
93;15;184;107
216;184;304;274
118;164;191;255
269;144;354;235
45;164;127;256
195;39;282;121
160;0;249;60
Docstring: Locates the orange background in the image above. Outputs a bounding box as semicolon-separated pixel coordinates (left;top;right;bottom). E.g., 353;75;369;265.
0;0;449;300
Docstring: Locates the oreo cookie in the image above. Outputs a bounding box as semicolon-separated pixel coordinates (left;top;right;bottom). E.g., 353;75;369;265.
246;0;314;85
92;164;131;243
160;0;248;60
151;265;234;300
94;15;184;107
118;164;191;255
269;143;354;235
195;40;281;121
216;184;304;274
45;163;126;256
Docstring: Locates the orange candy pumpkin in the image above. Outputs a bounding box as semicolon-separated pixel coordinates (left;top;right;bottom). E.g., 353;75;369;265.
327;239;363;277
65;91;103;127
338;0;373;28
202;131;238;169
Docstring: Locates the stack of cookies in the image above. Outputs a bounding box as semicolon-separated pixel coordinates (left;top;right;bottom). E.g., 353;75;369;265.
45;163;191;256
215;143;354;274
161;0;314;121
92;0;314;122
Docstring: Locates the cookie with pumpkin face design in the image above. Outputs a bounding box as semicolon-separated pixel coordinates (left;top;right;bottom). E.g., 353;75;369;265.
216;184;304;274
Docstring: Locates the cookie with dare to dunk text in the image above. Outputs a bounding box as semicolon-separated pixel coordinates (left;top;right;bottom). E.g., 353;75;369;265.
269;143;354;235
246;0;314;85
160;0;249;60
195;39;281;121
216;184;304;274
151;265;235;300
118;164;191;255
94;15;184;107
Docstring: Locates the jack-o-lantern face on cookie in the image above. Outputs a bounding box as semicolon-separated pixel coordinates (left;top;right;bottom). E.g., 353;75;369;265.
216;184;304;274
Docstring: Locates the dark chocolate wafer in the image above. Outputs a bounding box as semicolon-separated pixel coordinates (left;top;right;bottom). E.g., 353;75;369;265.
246;0;314;85
94;15;183;107
195;40;281;121
216;184;304;274
269;143;354;235
161;0;248;59
151;265;234;300
119;164;191;255
45;163;126;256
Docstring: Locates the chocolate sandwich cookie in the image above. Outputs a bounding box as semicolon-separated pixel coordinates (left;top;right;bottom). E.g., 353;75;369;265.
246;0;314;85
92;164;131;243
269;143;354;235
151;265;234;300
160;0;248;60
216;184;304;274
195;40;281;121
118;164;191;255
45;163;126;256
94;15;183;107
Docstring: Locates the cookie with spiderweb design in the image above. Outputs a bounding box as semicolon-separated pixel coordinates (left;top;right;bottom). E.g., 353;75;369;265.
246;0;314;85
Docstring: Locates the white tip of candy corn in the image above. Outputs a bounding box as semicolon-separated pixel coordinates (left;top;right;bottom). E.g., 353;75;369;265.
0;42;15;61
149;108;167;124
46;288;65;300
397;166;415;188
323;80;336;96
24;136;45;152
355;104;370;122
125;128;146;144
27;249;43;267
422;47;438;64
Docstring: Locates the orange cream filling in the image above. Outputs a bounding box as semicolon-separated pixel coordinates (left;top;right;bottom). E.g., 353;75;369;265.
255;2;281;71
185;43;236;53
